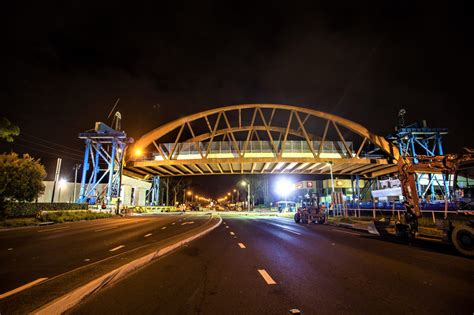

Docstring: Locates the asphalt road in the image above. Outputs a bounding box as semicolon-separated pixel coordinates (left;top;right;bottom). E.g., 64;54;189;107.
71;215;473;315
0;213;210;304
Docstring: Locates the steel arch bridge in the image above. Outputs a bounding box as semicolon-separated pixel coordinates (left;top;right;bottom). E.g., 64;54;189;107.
124;104;400;178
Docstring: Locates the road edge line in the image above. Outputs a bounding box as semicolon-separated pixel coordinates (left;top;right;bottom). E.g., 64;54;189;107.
32;215;222;315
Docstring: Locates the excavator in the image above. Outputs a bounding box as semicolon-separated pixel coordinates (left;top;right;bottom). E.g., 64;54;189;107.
374;149;474;256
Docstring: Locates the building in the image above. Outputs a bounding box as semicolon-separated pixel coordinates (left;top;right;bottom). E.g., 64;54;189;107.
37;175;151;206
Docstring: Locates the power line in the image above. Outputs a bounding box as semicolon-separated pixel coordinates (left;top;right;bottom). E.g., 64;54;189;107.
20;131;84;154
16;137;84;158
9;142;84;162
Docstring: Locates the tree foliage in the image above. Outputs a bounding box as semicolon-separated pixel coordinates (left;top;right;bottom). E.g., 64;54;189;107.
0;117;20;142
0;153;46;206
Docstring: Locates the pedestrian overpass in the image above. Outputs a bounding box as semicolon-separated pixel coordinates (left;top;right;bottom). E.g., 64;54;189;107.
125;104;400;178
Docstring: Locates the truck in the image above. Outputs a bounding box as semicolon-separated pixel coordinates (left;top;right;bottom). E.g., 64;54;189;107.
374;150;474;256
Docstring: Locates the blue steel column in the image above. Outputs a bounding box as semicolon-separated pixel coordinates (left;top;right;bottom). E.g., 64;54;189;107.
437;133;450;198
106;140;117;203
78;140;91;202
92;143;101;192
151;176;160;206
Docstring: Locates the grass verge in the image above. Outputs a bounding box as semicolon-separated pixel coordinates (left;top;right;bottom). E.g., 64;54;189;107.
39;211;114;223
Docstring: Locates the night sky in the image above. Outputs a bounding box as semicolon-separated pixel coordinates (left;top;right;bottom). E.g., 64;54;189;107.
2;2;473;197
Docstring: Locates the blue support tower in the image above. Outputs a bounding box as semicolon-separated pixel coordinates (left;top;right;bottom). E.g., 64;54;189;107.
387;119;449;199
151;176;160;206
78;122;132;205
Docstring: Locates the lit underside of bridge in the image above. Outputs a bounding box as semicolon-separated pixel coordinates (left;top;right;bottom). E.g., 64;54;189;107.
124;104;400;178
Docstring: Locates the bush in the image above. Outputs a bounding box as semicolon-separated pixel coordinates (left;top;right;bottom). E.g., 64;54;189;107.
39;210;113;223
2;202;88;218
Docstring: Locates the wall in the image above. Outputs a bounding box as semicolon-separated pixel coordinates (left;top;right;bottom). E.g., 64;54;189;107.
37;176;151;206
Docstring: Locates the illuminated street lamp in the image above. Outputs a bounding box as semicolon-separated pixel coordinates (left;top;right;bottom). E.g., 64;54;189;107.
240;180;251;211
275;179;294;211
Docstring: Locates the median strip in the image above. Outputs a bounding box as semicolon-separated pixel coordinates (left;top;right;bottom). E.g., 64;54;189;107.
258;269;276;285
109;245;125;252
33;215;222;315
0;278;48;300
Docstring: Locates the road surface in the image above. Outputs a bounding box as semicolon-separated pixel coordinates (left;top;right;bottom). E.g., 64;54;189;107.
70;215;473;314
0;213;212;313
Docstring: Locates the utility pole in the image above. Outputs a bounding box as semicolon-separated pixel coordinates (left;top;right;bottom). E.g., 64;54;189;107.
73;164;81;203
51;158;62;203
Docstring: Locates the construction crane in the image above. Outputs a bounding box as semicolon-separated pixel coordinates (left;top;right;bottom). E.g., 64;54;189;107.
374;149;474;256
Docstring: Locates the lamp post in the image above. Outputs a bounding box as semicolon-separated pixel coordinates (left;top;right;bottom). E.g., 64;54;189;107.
241;181;251;211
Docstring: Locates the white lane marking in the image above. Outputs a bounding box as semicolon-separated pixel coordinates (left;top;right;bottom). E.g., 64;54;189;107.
109;245;125;252
238;243;246;249
282;228;301;235
225;226;229;229
230;232;235;235
37;226;69;233
172;222;176;225
84;259;90;262
144;233;152;237
331;243;336;246
161;226;167;230
332;229;361;236
258;269;276;285
0;277;48;299
8;248;13;251
181;221;195;225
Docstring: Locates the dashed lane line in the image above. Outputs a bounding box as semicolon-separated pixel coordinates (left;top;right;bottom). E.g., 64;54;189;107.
258;269;276;285
238;243;246;249
282;228;302;235
161;226;167;230
144;233;153;237
230;232;235;235
109;245;125;252
181;221;195;225
0;278;48;300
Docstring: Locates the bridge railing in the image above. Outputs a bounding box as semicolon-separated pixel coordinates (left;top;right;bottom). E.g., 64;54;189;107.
152;140;354;159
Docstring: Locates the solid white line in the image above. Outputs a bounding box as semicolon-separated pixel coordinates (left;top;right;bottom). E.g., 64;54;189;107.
258;269;276;285
333;229;361;236
161;226;167;230
230;231;235;235
282;228;301;235
37;226;69;233
238;243;246;249
144;233;152;237
0;277;48;299
109;245;125;252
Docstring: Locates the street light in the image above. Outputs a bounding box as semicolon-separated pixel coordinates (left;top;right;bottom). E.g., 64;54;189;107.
241;180;251;211
323;162;335;193
275;179;294;212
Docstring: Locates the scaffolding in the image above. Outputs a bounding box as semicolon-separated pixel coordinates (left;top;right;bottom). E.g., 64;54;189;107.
387;119;449;199
78;122;132;205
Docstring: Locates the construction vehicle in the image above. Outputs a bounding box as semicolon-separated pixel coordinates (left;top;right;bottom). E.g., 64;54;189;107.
294;193;327;224
374;150;474;256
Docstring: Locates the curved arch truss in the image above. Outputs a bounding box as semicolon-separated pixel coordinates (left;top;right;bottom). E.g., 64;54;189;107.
125;104;399;178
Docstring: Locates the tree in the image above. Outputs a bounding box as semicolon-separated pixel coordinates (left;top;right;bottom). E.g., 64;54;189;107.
0;117;20;142
0;153;46;210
